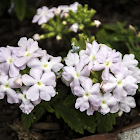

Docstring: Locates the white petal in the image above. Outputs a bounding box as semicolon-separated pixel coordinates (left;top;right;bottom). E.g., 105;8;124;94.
30;68;43;80
89;83;100;94
100;104;110;114
6;88;19;103
26;85;39;101
41;72;55;86
81;78;92;91
113;86;127;101
22;74;36;86
27;57;41;68
74;86;85;97
0;92;5;99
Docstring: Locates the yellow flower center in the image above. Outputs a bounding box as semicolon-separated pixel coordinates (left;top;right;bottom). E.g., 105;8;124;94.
105;61;110;66
43;64;48;68
117;80;122;85
23;94;27;99
36;81;42;86
5;83;9;88
41;11;46;16
8;58;13;63
102;100;106;104
91;55;95;60
85;92;89;97
75;72;80;78
25;52;30;57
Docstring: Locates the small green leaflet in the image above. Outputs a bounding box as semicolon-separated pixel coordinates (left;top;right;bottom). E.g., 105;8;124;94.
33;105;46;122
95;112;117;134
54;104;84;134
21;112;35;130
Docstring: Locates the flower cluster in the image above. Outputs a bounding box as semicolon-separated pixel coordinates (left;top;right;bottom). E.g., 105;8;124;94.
62;41;140;115
32;2;80;25
0;37;63;114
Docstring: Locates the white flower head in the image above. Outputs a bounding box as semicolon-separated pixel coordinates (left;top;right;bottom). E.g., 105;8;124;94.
22;68;56;101
32;6;55;25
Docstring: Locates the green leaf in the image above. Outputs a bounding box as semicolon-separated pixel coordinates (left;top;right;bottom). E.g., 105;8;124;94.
40;101;55;113
63;94;76;107
95;112;117;134
21;112;35;130
33;105;46;122
12;0;27;21
54;104;84;134
77;111;96;133
103;21;127;33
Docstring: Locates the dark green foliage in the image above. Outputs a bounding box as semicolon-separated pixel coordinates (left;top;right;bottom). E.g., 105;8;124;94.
22;101;54;130
77;111;96;133
21;112;35;130
20;66;30;75
11;0;27;21
33;104;46;122
95;112;118;133
96;21;140;57
54;104;84;134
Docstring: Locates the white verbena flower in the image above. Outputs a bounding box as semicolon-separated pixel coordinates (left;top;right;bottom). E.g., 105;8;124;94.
74;78;101;112
22;68;56;101
27;54;63;72
0;75;21;103
13;37;44;67
0;47;20;77
32;6;55;25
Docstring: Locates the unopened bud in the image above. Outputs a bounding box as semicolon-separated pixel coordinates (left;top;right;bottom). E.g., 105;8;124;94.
54;7;61;15
118;110;123;116
64;12;69;18
33;34;40;41
79;24;84;30
62;21;67;25
15;78;22;86
56;35;62;40
129;24;137;35
94;20;101;27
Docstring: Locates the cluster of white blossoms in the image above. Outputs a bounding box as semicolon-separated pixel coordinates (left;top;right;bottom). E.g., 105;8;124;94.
62;41;140;115
32;2;80;25
0;37;63;114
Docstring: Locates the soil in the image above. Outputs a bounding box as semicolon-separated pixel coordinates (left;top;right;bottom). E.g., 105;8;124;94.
1;0;140;140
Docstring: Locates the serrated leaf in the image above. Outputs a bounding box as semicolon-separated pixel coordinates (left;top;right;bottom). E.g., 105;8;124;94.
54;104;84;134
77;111;96;133
21;112;35;130
95;112;117;134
